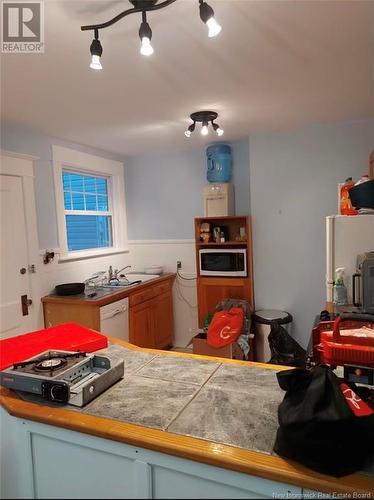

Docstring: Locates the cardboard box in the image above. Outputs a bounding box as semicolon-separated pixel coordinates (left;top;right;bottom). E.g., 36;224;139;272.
192;332;245;360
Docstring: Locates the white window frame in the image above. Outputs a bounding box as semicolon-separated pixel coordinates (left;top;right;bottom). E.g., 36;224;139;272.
53;145;128;261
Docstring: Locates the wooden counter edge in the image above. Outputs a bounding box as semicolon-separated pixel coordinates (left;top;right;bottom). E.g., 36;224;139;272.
1;342;373;496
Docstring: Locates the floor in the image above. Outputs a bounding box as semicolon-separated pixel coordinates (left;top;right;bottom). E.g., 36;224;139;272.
170;346;193;354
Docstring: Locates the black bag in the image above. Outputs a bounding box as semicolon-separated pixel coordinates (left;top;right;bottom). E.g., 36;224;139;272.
268;323;306;368
273;365;374;477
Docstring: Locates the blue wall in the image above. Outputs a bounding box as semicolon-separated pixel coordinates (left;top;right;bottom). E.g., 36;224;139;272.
125;138;250;240
250;119;374;346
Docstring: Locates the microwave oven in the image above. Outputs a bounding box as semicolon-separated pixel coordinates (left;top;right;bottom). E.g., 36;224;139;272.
199;249;247;277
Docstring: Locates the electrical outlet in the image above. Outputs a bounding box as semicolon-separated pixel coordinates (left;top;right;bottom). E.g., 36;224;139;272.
177;260;182;269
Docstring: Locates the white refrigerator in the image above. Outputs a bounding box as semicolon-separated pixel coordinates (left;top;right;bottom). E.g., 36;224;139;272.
326;214;374;304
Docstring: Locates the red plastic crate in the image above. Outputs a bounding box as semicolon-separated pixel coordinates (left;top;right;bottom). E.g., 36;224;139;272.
321;316;374;367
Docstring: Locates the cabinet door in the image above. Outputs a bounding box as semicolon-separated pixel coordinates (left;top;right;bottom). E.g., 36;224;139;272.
129;301;155;349
197;277;252;327
43;303;100;330
152;292;174;349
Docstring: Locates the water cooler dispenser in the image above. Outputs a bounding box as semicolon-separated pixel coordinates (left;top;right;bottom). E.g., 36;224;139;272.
204;183;235;216
204;144;235;216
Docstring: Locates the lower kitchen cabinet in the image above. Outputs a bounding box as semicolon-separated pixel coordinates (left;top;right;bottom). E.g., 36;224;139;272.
1;408;304;499
42;275;175;350
153;291;174;349
197;277;253;327
129;300;155;348
129;291;174;349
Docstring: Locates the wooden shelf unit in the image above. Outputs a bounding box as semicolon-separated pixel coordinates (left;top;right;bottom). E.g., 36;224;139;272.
197;241;248;247
194;216;254;327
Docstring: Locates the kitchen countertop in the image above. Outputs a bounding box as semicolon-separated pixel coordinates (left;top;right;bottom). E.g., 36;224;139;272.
41;273;176;307
1;341;373;496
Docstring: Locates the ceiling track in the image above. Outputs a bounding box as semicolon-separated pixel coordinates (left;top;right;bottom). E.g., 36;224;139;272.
81;0;178;32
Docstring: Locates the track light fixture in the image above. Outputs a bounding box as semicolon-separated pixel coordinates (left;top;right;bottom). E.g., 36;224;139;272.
81;0;221;67
139;11;154;56
184;122;196;138
185;111;224;138
89;29;103;70
199;0;222;38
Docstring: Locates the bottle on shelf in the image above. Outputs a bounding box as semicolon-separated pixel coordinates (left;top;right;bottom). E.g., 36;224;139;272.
333;267;348;307
340;177;358;216
354;174;370;186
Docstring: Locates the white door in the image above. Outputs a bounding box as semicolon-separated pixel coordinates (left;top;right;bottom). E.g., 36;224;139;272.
0;155;39;338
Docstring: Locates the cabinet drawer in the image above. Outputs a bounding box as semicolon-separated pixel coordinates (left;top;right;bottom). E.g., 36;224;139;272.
129;287;156;307
129;280;172;307
154;281;171;296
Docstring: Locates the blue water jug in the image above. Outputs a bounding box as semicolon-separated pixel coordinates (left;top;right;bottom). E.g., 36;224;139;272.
206;144;232;183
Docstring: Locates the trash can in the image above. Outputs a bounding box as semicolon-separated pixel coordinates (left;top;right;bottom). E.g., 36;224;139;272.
252;309;293;363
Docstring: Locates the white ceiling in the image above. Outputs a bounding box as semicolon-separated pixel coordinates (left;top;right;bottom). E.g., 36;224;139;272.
2;0;373;156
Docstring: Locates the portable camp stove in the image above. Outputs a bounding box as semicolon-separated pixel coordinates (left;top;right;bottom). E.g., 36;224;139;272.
0;350;124;406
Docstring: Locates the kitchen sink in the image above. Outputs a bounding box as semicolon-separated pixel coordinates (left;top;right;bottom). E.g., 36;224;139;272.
126;273;159;282
99;273;160;289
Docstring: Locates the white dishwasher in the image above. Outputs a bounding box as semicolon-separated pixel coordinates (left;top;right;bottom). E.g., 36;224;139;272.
100;298;129;341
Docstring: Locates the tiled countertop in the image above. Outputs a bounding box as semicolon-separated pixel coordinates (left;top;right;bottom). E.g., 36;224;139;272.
83;344;284;456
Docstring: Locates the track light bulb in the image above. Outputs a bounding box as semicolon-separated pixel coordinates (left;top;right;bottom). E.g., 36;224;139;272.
139;15;154;56
201;122;209;136
140;36;154;56
206;16;222;38
90;54;102;70
199;1;221;38
89;36;103;70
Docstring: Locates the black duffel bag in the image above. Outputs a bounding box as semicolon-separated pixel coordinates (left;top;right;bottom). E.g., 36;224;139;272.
273;365;374;477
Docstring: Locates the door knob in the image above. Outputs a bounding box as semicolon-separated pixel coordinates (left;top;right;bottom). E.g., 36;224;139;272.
21;295;33;316
20;267;27;275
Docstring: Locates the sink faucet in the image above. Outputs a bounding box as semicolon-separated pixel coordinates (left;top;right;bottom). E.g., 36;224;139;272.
114;265;131;279
107;265;132;283
108;265;115;281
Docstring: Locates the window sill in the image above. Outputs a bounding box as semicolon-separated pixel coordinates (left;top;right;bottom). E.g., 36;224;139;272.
58;247;129;263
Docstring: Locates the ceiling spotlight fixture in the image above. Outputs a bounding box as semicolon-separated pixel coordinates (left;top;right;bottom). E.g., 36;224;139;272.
199;0;222;38
89;29;103;70
184;122;196;137
81;0;221;68
139;11;154;56
212;122;224;136
185;111;224;138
